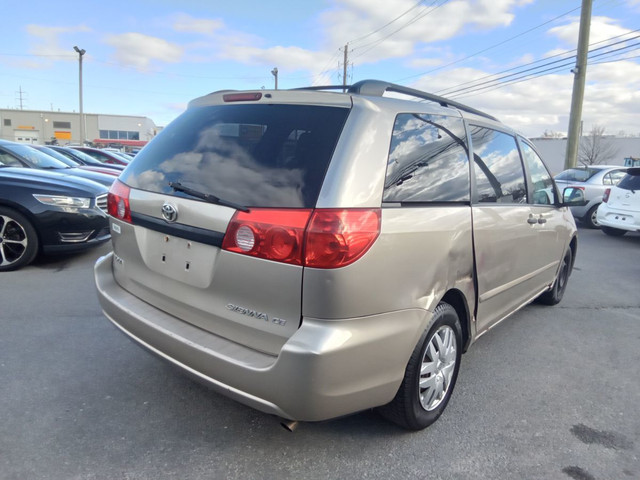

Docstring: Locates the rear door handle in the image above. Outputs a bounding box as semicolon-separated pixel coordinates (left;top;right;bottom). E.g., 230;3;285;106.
538;217;547;224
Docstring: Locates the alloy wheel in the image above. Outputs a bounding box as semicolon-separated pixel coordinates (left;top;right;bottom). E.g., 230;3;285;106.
419;325;457;411
0;214;29;267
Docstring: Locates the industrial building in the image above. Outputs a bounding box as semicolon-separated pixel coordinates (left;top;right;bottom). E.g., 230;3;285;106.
530;136;640;174
0;108;157;151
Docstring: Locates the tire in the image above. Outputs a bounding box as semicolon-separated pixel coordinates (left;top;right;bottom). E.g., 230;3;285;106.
0;207;39;272
378;302;462;430
583;204;600;229
601;226;627;237
537;248;572;305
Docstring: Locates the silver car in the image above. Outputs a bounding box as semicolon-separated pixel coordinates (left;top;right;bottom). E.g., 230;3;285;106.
554;165;627;228
95;80;583;430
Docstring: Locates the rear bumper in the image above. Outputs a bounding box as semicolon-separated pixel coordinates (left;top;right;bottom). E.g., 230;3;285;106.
94;252;428;421
597;205;640;232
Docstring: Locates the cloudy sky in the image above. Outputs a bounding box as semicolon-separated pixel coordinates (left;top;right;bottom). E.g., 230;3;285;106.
1;0;639;136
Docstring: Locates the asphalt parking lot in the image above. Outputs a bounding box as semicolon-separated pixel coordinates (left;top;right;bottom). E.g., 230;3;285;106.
1;227;638;480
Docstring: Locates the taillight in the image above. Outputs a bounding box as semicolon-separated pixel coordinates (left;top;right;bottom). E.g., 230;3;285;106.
222;208;381;268
222;209;312;265
603;188;611;203
107;179;132;223
304;209;381;268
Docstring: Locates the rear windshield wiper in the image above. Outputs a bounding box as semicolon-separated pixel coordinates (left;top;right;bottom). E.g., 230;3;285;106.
169;182;250;213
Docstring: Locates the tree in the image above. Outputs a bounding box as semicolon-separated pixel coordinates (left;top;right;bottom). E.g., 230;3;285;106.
578;125;619;165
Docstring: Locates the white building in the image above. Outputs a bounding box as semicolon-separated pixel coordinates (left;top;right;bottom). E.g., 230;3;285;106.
530;136;640;175
0;108;157;151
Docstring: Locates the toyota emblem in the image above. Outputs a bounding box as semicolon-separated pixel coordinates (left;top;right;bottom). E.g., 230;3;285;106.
161;203;178;223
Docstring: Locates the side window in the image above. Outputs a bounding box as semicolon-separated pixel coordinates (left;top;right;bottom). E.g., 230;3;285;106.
607;170;626;185
383;114;470;203
0;151;24;167
470;126;526;204
520;140;556;205
603;173;614;185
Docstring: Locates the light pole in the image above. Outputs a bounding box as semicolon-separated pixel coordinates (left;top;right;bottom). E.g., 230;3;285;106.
73;46;86;145
271;67;278;90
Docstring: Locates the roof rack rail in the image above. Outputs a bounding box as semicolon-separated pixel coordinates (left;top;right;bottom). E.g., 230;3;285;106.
348;80;498;121
292;80;497;121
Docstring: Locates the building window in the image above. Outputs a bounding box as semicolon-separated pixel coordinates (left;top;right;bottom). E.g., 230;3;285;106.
3;119;11;126
99;129;141;141
53;121;71;129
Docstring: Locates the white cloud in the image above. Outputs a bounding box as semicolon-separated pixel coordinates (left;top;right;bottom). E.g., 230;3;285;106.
105;33;183;70
547;16;632;46
219;44;334;72
172;13;223;36
408;54;640;137
321;0;532;64
164;0;535;84
24;24;91;66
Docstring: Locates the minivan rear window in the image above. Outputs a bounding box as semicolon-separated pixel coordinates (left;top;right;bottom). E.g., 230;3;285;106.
120;104;350;208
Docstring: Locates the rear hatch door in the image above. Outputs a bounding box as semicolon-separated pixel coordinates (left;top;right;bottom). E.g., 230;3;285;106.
112;98;350;355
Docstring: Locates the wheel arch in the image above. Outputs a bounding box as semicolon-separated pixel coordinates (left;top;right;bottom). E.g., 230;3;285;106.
441;289;472;353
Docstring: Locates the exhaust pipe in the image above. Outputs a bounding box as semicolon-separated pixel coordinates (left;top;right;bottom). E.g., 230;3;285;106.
279;418;299;432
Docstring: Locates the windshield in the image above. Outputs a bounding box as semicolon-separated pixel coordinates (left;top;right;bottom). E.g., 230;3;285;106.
33;146;76;167
555;168;601;182
5;143;69;169
120;104;350;208
60;147;103;165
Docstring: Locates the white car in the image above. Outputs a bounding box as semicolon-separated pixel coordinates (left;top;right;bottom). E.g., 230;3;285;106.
596;168;640;236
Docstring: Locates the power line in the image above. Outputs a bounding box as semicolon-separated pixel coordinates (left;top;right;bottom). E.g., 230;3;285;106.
434;28;640;96
395;4;583;82
347;0;429;45
350;0;449;60
437;33;640;98
446;42;640;100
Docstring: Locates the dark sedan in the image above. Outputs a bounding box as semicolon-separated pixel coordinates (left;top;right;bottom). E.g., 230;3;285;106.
29;145;120;177
69;146;130;166
48;146;125;172
0;140;115;187
0;167;110;271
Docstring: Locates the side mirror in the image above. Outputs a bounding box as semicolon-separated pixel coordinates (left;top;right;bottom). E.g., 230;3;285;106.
562;187;587;206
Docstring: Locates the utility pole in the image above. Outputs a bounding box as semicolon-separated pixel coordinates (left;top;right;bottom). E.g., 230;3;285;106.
342;44;348;92
564;0;592;169
271;67;278;90
16;86;25;109
74;46;86;145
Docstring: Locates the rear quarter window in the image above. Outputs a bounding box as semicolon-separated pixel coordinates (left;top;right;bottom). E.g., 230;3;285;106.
120;104;349;208
383;114;470;203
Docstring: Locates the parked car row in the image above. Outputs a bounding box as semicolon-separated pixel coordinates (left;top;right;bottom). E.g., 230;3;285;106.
554;164;639;237
554;165;628;228
0;139;118;271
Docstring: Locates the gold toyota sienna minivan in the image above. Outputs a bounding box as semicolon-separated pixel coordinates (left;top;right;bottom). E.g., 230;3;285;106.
95;80;584;430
